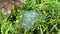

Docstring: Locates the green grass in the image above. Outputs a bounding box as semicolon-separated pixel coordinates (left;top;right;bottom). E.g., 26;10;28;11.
0;0;60;34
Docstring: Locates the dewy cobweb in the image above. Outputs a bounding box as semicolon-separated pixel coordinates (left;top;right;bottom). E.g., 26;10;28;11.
21;10;42;31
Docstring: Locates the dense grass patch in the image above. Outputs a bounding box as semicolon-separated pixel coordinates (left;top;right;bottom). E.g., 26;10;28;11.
0;0;60;34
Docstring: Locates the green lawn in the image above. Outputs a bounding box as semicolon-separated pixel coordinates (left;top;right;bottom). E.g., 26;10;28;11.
0;0;60;34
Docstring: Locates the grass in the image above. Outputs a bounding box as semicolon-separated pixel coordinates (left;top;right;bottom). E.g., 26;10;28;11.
0;0;60;34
